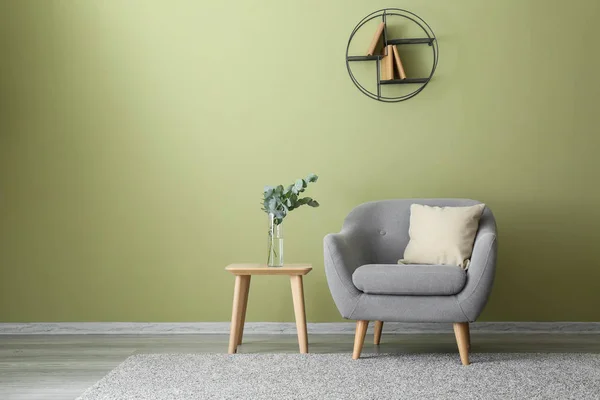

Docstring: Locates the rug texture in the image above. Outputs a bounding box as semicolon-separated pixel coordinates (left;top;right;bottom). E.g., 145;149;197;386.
78;353;600;399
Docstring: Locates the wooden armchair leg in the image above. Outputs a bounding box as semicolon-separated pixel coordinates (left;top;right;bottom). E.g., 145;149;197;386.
352;320;369;359
466;322;471;350
453;322;470;365
374;321;383;345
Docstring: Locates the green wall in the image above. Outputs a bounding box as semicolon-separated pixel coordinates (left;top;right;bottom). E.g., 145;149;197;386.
1;0;600;323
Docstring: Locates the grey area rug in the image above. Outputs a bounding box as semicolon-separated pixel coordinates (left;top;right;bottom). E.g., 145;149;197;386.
78;353;600;399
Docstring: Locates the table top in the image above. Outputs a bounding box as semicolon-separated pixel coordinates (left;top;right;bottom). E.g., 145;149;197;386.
225;263;312;276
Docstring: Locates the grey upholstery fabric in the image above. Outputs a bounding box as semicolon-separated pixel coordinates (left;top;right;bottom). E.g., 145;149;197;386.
352;264;467;296
324;199;497;323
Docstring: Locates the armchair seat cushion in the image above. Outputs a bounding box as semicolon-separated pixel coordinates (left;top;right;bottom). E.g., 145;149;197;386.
352;264;467;296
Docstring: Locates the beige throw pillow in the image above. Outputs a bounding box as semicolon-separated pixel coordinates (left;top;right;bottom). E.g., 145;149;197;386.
401;203;485;269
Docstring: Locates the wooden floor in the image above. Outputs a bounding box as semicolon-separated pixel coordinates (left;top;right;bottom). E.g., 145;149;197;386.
2;333;600;399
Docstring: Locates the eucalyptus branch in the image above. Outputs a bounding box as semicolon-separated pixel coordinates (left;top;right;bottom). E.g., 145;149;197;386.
262;173;320;225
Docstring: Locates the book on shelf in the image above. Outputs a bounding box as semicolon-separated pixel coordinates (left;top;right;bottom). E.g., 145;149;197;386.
392;45;407;80
380;45;394;81
366;22;385;56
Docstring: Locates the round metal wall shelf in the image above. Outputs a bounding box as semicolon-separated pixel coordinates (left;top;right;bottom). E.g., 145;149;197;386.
346;8;438;102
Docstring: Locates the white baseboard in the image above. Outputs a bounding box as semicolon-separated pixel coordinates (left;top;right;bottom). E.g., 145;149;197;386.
1;322;599;335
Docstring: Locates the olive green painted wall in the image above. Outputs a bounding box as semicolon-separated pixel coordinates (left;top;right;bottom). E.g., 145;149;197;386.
1;1;599;323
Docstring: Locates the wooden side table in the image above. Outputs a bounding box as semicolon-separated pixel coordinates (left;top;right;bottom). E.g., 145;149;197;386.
225;263;312;354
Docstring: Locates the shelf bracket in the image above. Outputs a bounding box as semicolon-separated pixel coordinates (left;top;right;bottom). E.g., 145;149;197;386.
376;58;381;99
382;11;387;48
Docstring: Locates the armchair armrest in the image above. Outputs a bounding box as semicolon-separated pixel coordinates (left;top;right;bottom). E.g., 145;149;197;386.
457;229;498;321
323;232;364;319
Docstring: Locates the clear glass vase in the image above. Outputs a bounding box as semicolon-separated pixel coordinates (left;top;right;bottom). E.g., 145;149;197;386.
267;214;284;267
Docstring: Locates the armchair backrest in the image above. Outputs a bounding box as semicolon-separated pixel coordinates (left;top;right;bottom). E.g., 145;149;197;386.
342;199;494;264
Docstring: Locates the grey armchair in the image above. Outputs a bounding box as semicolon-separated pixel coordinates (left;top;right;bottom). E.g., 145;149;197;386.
324;199;497;365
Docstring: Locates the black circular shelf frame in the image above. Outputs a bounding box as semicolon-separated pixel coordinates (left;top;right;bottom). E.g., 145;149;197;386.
346;8;439;103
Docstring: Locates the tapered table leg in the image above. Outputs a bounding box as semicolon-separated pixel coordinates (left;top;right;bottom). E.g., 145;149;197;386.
237;276;251;345
290;275;308;353
228;275;250;354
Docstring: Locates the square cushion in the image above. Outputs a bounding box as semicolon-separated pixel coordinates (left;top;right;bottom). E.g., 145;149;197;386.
402;203;485;268
352;264;467;296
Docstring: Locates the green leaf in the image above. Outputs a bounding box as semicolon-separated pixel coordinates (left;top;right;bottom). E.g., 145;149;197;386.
294;179;304;192
306;173;318;183
308;200;320;207
263;187;274;198
297;197;311;206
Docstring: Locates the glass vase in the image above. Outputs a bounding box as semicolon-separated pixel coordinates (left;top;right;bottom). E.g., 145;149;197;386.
267;214;284;267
